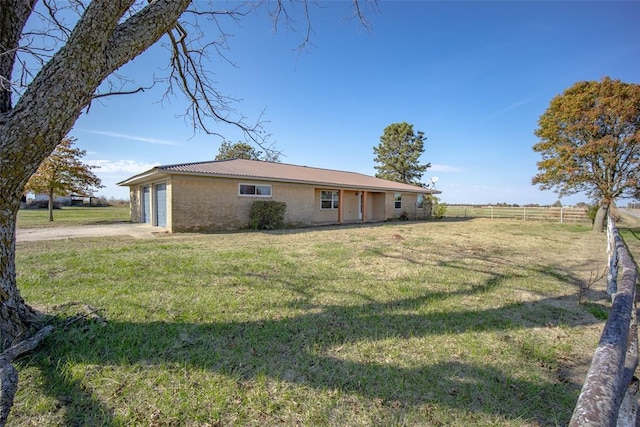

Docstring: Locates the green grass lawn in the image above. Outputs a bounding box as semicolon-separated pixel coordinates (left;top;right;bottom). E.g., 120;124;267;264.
12;219;609;426
17;206;130;229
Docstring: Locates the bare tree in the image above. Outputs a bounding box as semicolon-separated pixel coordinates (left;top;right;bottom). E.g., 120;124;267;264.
0;0;373;422
2;0;191;352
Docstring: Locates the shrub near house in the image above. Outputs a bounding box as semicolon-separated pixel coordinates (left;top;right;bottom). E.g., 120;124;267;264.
249;201;286;230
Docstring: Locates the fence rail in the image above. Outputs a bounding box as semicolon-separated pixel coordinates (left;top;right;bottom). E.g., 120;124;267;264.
443;206;589;223
570;216;639;426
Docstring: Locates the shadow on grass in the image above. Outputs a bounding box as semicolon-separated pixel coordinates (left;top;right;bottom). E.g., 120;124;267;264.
622;227;640;240
252;217;476;236
22;282;597;426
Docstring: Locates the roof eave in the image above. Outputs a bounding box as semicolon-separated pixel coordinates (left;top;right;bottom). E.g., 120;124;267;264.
158;170;439;193
119;165;442;195
117;168;166;187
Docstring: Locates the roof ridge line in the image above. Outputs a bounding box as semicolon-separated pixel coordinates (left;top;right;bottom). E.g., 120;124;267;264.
157;159;224;169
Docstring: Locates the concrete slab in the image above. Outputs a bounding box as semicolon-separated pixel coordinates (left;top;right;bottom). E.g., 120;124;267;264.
16;223;163;242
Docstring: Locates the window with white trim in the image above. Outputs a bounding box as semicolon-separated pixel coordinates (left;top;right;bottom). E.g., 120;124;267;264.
394;192;402;209
239;183;272;197
321;190;339;209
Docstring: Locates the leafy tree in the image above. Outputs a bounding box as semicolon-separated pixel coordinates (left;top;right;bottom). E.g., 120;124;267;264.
532;77;640;232
0;0;367;421
373;122;430;185
25;137;102;222
215;141;281;162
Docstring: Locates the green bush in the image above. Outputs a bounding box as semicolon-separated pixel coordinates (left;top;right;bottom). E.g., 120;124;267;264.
433;202;447;219
587;204;599;225
249;200;286;230
427;195;447;220
398;210;410;221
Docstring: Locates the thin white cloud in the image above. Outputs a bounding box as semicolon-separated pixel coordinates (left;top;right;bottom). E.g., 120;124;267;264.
482;98;535;121
88;160;159;174
82;130;179;145
430;164;464;173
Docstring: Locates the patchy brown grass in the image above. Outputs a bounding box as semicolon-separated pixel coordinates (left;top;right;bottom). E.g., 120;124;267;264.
13;218;608;426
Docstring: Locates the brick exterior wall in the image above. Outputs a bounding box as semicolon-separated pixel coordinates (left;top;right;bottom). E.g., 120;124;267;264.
169;176;317;232
127;175;428;232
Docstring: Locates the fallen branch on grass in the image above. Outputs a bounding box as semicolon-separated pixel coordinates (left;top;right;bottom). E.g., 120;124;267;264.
0;325;54;426
63;304;107;327
53;302;107;327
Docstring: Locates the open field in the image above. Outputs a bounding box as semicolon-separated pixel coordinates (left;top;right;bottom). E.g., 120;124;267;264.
17;206;131;229
12;219;610;426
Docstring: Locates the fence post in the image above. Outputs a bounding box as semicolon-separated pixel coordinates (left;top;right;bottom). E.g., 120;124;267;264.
607;215;618;296
523;207;526;221
491;206;493;220
570;216;639;426
560;206;564;224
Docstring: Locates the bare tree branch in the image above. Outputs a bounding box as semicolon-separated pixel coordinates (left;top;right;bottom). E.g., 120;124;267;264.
87;81;157;113
164;18;266;142
352;0;378;32
0;325;54;426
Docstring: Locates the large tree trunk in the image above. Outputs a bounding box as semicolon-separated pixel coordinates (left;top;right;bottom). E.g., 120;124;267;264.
0;197;39;349
47;192;54;222
593;203;609;233
0;0;192;350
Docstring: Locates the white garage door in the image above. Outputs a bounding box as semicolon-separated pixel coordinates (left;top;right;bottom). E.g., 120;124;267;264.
155;183;167;228
142;186;151;224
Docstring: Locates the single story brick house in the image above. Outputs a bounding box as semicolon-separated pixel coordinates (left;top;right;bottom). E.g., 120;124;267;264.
117;159;441;232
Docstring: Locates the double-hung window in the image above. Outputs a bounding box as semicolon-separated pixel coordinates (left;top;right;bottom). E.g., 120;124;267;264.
321;190;339;209
394;192;402;209
239;183;272;197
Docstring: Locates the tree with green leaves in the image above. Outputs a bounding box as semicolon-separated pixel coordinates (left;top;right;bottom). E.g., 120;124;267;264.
215;141;281;162
373;122;430;185
25;137;103;222
532;77;640;232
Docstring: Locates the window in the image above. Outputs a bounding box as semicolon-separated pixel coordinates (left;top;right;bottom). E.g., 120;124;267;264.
321;190;339;209
239;183;272;197
394;193;402;209
416;194;425;209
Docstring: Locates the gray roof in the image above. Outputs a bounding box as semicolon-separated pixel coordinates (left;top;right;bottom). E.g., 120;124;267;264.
118;159;440;194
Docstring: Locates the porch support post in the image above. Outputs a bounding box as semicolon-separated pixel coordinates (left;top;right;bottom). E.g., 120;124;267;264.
362;191;368;222
338;189;344;223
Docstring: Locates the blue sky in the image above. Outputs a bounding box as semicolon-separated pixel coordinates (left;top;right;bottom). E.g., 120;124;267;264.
68;1;640;205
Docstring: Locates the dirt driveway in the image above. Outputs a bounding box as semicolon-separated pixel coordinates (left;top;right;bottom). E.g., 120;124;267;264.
16;223;162;242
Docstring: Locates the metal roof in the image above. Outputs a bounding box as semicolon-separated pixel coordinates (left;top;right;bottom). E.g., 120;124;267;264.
118;159;441;194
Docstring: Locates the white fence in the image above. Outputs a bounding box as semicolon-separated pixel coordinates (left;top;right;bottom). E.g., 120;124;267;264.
443;206;589;223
